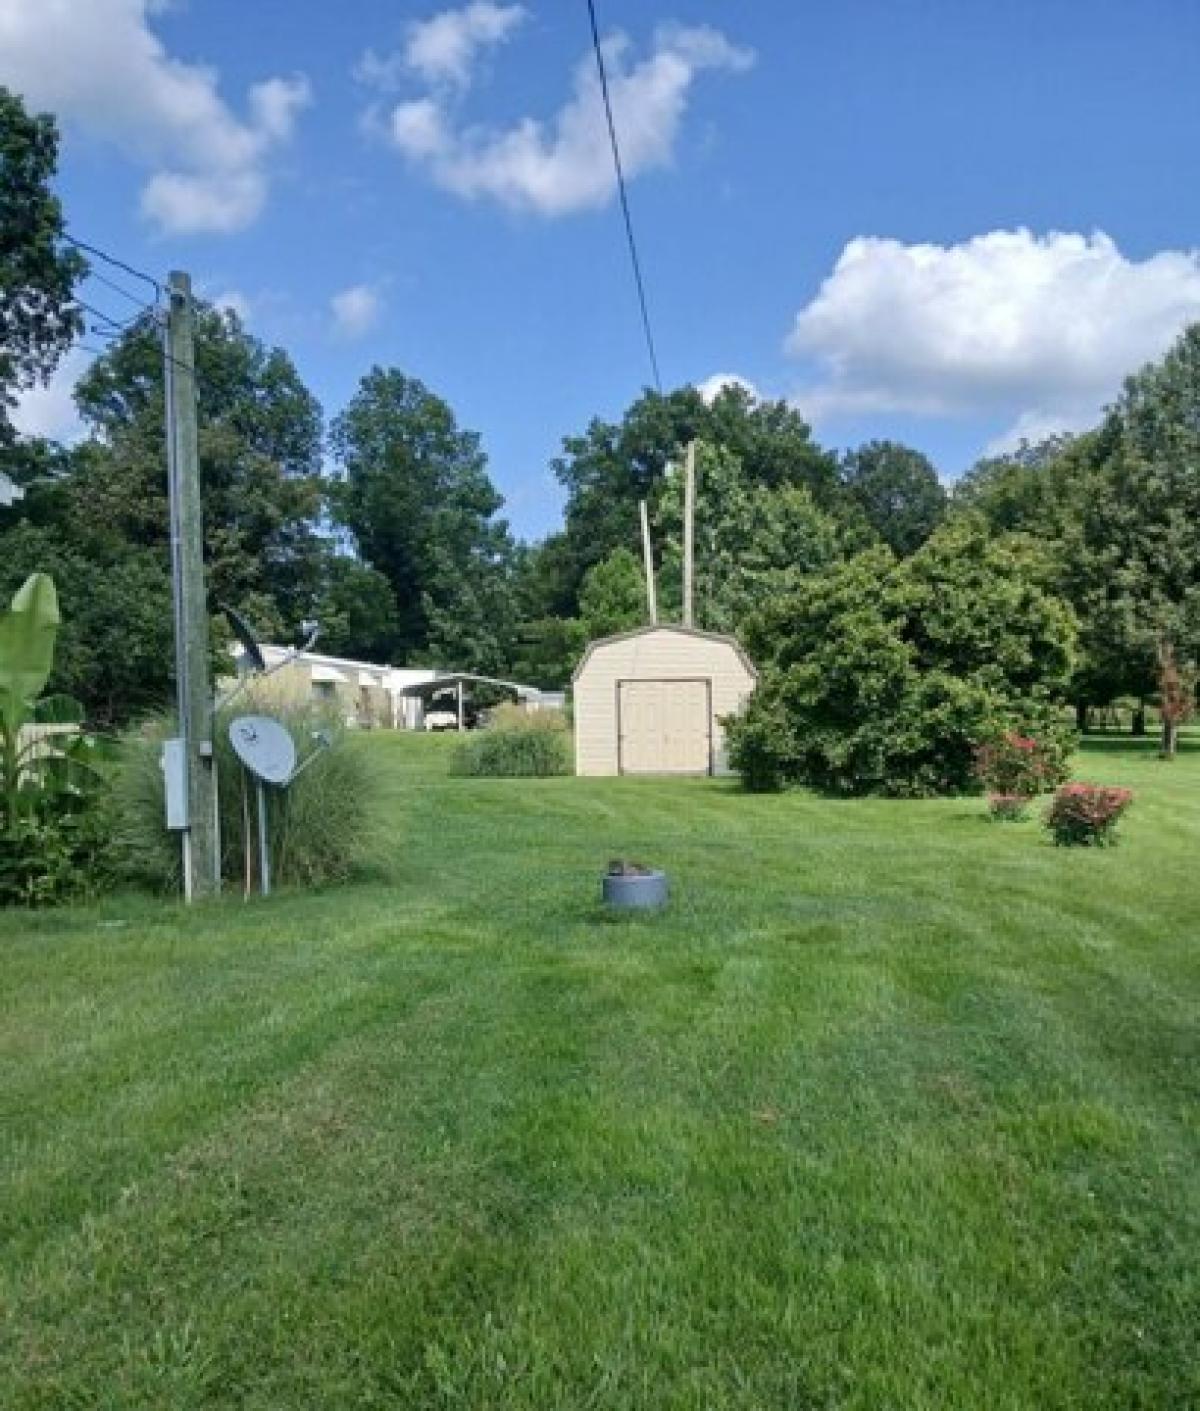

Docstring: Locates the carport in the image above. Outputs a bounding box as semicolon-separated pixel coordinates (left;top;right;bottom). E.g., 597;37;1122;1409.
397;673;541;730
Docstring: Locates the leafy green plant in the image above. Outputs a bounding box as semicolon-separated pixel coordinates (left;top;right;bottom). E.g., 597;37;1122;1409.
1044;783;1133;847
0;573;118;905
1;571;60;831
113;694;382;892
728;520;1077;797
452;704;571;778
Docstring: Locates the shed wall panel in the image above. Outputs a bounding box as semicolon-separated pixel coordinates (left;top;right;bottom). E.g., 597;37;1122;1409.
573;628;755;777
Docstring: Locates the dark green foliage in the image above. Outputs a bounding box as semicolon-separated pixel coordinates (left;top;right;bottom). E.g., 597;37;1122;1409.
577;547;647;639
0;806;117;908
655;442;851;633
73;305;327;639
729;518;1077;795
0;523;174;727
452;707;570;777
0;88;85;449
314;555;400;663
1;306;328;725
840;439;947;555
951;326;1200;719
330;368;516;670
113;700;380;892
548;383;842;614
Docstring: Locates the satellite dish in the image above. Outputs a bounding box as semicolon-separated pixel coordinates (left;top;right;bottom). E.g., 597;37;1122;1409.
222;603;266;674
229;715;296;785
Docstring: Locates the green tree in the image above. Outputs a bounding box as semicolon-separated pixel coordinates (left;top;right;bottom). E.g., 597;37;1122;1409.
0;521;174;727
0;303;328;724
654;442;850;633
578;548;647;639
841;440;946;555
951;435;1076;533
314;556;399;664
550;383;841;613
951;427;1161;725
74;305;326;637
330;369;515;668
729;515;1076;795
0;88;85;452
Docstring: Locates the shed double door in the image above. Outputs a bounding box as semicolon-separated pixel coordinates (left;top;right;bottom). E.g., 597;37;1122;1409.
618;678;712;775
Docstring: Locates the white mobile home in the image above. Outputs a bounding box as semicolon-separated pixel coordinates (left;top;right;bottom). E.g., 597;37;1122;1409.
572;626;756;777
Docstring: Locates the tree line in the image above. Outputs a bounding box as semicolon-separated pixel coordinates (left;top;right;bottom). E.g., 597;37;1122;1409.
3;87;1198;757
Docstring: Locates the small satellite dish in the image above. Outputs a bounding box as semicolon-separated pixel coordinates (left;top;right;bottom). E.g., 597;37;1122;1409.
222;603;266;675
229;715;296;785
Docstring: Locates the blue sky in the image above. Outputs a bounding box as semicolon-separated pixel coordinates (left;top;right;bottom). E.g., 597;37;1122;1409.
5;0;1200;539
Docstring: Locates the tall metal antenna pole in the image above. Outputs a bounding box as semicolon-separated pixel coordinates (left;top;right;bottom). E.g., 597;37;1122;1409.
639;500;658;625
682;441;696;628
164;271;219;899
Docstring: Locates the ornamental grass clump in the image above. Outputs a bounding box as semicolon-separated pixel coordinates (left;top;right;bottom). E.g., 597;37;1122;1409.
452;704;571;778
1044;783;1133;847
974;731;1066;821
113;695;381;891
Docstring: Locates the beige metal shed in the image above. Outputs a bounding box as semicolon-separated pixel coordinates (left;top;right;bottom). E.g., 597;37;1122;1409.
572;626;757;777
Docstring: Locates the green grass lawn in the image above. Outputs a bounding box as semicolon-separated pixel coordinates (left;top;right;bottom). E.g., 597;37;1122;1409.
2;733;1198;1410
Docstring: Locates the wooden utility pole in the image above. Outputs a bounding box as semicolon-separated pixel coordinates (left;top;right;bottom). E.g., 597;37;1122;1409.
639;499;658;624
682;440;696;627
164;270;219;899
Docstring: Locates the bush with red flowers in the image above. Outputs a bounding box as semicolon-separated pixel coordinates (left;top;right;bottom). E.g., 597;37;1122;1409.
974;732;1067;819
1044;784;1133;847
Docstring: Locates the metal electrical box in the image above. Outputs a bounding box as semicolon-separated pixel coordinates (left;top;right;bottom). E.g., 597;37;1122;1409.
161;737;189;830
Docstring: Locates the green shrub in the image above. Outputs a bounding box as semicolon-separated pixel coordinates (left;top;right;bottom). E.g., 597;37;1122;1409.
0;807;118;907
452;706;571;778
728;520;1077;797
112;694;381;892
1044;783;1133;847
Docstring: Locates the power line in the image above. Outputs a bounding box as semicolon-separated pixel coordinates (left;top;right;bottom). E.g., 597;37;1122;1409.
83;263;155;313
62;230;163;304
584;0;663;394
77;298;145;335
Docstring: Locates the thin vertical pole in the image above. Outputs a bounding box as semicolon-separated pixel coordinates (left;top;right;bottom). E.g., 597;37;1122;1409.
256;779;271;896
164;271;219;899
639;500;658;625
457;679;464;731
682;440;696;628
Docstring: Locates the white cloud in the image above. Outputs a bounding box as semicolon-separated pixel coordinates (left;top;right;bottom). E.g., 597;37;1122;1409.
203;287;252;320
357;2;526;92
10;348;90;444
330;284;383;339
378;18;753;217
697;372;760;404
407;1;527;87
0;0;311;234
787;229;1200;444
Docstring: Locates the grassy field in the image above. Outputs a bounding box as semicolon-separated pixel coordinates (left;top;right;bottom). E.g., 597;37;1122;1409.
2;732;1198;1410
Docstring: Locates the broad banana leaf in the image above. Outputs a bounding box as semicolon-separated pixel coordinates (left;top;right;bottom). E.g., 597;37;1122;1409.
0;574;60;741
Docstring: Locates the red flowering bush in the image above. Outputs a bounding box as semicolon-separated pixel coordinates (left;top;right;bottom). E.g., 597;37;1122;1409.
975;732;1067;819
1044;784;1133;847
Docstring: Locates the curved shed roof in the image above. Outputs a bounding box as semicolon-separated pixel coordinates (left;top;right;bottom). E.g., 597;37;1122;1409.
572;624;757;683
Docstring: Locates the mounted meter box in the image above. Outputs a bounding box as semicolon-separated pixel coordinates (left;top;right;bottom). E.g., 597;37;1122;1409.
161;736;188;830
